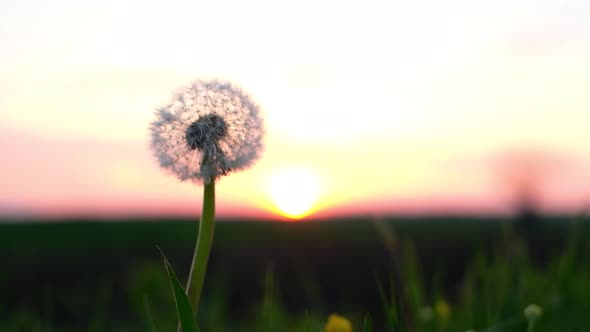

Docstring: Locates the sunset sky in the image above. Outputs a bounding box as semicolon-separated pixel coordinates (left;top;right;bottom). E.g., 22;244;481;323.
1;0;589;219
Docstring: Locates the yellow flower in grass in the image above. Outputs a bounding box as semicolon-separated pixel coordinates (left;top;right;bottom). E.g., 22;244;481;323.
435;299;451;319
324;314;352;332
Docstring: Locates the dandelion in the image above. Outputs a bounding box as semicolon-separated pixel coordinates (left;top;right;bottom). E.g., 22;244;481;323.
418;306;434;322
149;79;264;316
435;299;451;319
524;304;543;332
150;80;264;184
323;314;353;332
523;304;543;320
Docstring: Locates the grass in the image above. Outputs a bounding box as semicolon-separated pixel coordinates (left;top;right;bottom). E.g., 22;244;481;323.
0;215;588;331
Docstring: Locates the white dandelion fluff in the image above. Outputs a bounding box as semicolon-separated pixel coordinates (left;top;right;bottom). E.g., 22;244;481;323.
150;79;264;184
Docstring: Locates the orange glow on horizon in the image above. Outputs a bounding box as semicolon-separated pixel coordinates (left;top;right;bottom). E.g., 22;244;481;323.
1;1;590;219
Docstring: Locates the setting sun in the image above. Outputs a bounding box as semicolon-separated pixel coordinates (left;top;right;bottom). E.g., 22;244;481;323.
267;167;321;219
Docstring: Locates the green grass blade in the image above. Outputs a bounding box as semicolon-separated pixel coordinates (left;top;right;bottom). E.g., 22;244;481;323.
363;313;373;332
157;246;200;332
375;275;398;331
143;296;159;332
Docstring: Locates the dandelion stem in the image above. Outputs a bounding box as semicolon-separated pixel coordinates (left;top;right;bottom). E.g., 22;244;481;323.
527;318;537;332
186;178;216;314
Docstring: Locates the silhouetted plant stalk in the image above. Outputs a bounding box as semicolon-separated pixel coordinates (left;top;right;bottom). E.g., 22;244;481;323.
186;178;215;311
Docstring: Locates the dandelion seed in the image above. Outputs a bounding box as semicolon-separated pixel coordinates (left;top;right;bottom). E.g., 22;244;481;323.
150;79;264;184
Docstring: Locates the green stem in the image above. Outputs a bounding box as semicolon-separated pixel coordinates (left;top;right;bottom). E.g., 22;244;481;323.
527;318;536;332
186;178;216;314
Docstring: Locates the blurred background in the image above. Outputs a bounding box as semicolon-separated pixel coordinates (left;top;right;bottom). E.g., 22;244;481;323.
1;0;589;331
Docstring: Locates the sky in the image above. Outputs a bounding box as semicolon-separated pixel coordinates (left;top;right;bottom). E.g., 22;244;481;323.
1;0;589;220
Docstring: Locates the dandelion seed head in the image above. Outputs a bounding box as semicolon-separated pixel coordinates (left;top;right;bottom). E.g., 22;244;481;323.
185;114;228;150
418;306;434;321
524;304;543;320
150;79;264;184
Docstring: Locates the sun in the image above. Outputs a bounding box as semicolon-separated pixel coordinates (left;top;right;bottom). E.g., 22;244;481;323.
267;167;321;219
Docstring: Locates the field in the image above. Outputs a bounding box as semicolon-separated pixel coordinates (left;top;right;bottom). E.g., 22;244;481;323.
0;215;588;331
